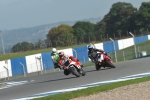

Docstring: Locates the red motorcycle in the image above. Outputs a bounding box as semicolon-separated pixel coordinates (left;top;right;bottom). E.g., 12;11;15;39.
95;51;116;70
62;58;86;77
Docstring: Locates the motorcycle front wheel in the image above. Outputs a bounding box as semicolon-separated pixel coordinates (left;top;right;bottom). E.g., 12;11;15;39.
80;68;86;76
69;66;80;77
105;60;116;68
95;63;101;70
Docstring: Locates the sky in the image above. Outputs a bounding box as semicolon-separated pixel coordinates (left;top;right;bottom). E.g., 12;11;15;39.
0;0;150;30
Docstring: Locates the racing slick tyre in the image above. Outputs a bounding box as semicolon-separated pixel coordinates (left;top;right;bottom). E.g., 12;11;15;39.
95;63;101;70
80;68;86;76
64;69;70;76
70;66;80;77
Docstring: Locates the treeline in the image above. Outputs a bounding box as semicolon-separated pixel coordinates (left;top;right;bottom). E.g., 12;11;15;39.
12;2;150;52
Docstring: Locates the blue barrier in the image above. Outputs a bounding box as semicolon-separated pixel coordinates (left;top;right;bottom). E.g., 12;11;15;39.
73;46;89;63
41;52;54;70
103;40;119;54
11;57;27;76
135;35;148;44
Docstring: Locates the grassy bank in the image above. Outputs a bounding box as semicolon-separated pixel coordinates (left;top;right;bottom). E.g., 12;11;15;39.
32;76;150;100
109;40;150;62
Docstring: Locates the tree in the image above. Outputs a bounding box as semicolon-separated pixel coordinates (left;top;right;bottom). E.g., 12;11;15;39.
95;2;137;38
73;28;85;44
35;39;46;49
73;21;95;43
46;24;74;47
11;42;34;52
134;2;150;34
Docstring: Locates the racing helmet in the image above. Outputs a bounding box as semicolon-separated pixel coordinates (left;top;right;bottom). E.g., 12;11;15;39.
52;48;57;54
88;45;94;53
58;51;64;58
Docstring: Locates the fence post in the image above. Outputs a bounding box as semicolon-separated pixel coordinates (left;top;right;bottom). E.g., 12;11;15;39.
3;66;9;80
123;51;125;61
19;62;26;77
129;32;137;58
35;56;39;74
72;49;77;58
36;56;43;74
138;46;140;57
109;38;117;62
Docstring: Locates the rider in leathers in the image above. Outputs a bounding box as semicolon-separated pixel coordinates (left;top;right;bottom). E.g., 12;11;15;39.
87;45;107;63
51;48;61;69
58;51;83;75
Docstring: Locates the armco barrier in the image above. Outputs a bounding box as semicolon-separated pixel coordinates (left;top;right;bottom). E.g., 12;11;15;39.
0;35;150;79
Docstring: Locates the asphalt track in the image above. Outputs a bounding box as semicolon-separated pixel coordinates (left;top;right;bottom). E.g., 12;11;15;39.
0;57;150;100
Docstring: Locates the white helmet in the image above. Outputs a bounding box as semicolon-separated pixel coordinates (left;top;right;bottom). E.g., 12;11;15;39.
52;48;57;53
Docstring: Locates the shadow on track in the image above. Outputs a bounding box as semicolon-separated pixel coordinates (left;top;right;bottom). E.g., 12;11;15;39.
86;67;112;73
31;67;114;84
37;76;77;83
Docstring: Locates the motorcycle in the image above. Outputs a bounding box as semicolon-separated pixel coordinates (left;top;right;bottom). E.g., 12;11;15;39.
63;58;86;77
88;43;115;70
94;51;116;70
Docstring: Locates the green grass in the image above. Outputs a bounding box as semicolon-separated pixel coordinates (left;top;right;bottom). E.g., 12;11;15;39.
32;76;150;100
82;61;94;67
109;40;150;62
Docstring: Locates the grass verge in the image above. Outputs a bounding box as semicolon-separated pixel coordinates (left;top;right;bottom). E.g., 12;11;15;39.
82;61;94;67
32;76;150;100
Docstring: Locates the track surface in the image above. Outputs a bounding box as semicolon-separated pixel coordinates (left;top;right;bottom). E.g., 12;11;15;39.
0;57;150;100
